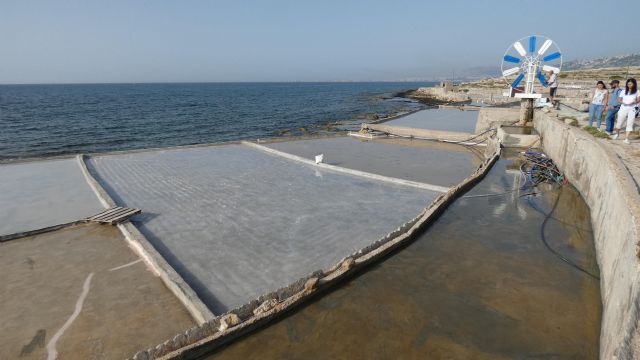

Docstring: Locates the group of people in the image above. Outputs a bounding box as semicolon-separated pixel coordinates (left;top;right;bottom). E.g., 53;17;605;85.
587;78;640;144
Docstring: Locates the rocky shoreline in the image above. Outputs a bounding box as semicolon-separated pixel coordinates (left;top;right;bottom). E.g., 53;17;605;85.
394;89;470;106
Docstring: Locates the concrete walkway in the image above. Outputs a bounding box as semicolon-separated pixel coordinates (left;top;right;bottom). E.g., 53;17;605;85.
608;139;640;190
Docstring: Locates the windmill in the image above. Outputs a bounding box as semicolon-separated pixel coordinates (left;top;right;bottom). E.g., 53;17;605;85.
501;35;562;98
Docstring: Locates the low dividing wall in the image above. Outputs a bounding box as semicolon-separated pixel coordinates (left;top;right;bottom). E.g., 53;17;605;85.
534;111;640;359
362;123;475;142
128;141;501;360
77;155;215;325
475;107;519;133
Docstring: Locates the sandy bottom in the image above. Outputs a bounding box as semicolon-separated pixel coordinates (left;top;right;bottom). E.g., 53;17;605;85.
265;136;483;187
384;108;480;133
0;223;194;360
206;153;601;359
87;144;440;313
0;158;103;235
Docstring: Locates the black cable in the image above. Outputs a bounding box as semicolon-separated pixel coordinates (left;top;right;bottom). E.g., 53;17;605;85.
558;102;584;112
539;188;600;280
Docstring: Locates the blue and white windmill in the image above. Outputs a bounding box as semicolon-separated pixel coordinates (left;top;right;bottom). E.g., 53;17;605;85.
501;35;562;98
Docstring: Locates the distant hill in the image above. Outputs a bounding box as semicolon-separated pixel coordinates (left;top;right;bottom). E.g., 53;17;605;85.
564;54;640;70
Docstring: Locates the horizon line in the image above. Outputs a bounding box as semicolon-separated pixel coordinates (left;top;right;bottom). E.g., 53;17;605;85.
0;79;446;86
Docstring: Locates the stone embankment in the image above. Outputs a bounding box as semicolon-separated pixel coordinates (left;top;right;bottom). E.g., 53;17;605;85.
397;87;471;105
533;109;640;359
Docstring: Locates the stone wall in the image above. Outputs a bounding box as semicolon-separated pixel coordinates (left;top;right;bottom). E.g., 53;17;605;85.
414;87;471;102
533;111;640;359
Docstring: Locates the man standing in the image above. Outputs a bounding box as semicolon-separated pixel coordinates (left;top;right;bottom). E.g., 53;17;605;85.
547;70;558;102
604;80;622;135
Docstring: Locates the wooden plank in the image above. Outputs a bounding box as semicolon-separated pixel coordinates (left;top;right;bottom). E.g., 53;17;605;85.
102;208;138;221
87;207;141;225
88;207;123;220
108;209;141;225
99;208;132;221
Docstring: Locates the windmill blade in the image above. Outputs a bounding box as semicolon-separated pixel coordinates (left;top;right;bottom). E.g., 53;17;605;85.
503;55;520;63
513;42;527;57
537;72;547;86
502;67;520;77
538;39;552;55
511;73;525;88
543;52;561;62
529;36;537;53
542;65;560;73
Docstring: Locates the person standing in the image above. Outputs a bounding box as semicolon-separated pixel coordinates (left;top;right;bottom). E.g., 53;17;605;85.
547;70;558;102
613;78;640;144
604;80;622;134
587;81;608;129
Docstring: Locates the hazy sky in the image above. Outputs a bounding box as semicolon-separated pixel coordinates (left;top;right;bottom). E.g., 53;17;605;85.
2;0;639;84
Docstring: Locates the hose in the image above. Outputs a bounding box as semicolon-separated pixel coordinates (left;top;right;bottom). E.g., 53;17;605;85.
539;188;600;280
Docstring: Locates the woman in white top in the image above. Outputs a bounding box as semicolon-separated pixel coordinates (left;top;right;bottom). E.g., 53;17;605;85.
588;81;608;129
613;78;640;144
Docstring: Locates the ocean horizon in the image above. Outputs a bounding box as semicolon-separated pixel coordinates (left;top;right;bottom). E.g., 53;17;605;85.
0;81;435;162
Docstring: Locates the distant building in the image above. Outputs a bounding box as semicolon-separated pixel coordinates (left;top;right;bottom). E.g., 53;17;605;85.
440;81;455;91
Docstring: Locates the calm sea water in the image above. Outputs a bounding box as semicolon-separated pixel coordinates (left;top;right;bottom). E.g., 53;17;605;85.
0;82;432;161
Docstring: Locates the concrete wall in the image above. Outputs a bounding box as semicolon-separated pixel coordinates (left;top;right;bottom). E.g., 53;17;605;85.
475;107;520;133
533;111;640;359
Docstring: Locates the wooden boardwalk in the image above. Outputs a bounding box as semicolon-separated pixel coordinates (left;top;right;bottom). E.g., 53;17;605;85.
87;207;141;225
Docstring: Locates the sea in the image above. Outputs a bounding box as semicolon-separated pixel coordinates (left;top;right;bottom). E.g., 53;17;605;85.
0;82;434;162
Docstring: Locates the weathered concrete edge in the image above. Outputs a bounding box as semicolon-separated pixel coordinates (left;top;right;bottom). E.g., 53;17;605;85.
475;107;520;133
0;220;88;242
368;108;427;124
76;154;215;325
128;140;501;360
533;113;640;359
241;140;451;193
362;123;476;142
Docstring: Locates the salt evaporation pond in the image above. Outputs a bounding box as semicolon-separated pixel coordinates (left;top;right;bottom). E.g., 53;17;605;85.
87;141;454;313
0;158;103;235
206;152;601;359
265;136;482;187
384;108;480;133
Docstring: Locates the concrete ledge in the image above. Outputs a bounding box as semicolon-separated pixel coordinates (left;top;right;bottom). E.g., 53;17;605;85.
242;141;450;193
129;140;501;360
533;112;640;359
475;107;520;133
0;220;87;242
362;123;476;143
496;126;541;148
77;155;215;325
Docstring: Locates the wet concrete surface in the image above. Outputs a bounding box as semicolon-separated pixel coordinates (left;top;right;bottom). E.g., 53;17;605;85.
0;223;194;360
87;144;439;314
383;109;480;133
0;158;104;235
265;136;483;187
206;152;601;359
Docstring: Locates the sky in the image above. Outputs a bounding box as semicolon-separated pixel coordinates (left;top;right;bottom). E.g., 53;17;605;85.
1;0;639;84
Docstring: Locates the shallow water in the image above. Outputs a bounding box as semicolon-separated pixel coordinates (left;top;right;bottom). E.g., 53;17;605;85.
0;158;103;235
206;152;601;359
383;108;480;133
266;136;483;187
87;143;439;313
